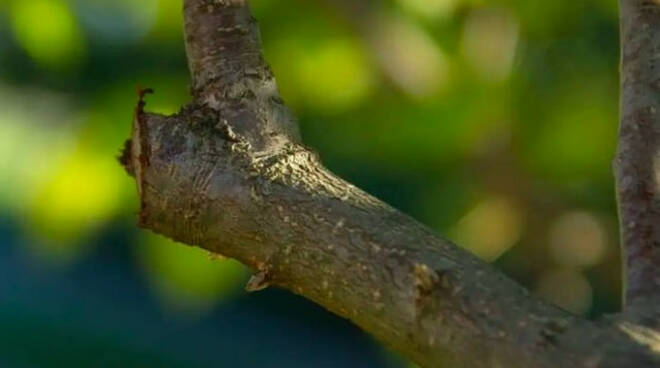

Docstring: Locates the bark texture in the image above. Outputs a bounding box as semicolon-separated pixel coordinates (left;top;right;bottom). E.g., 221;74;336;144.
120;0;660;367
616;0;660;307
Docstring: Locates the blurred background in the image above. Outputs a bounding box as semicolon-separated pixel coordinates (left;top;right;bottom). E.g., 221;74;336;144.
0;0;621;366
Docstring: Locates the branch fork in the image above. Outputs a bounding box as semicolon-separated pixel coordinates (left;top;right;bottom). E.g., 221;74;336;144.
118;1;660;367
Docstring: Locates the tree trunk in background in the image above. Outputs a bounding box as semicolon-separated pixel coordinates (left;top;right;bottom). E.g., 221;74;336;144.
615;0;660;308
120;0;660;367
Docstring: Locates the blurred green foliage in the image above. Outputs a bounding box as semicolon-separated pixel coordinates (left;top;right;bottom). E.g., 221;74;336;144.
0;0;624;364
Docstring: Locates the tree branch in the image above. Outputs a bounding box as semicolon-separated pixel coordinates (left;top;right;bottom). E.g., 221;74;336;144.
183;0;300;151
120;1;660;367
616;0;660;307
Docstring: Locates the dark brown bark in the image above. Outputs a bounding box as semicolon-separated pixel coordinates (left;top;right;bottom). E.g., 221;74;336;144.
616;0;660;307
120;0;660;367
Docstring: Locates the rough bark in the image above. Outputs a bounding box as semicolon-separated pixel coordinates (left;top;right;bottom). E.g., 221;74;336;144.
616;0;660;308
120;0;660;367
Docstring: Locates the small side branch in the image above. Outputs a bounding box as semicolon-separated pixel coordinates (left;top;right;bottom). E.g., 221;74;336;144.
616;0;660;307
183;0;301;149
183;0;264;98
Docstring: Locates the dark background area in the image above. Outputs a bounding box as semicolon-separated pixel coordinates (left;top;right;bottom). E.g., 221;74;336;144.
0;0;621;367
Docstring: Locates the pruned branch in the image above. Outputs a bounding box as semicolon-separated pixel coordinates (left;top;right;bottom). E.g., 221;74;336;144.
119;1;660;367
616;0;660;307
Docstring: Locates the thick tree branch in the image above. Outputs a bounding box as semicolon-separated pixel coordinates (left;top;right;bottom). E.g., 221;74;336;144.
125;109;658;367
616;0;660;307
120;1;660;367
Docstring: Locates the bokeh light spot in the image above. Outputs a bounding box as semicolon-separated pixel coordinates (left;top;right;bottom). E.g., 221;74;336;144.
28;147;124;245
549;211;607;268
535;268;593;315
272;38;375;112
0;87;74;213
462;7;519;82
369;13;449;97
451;197;523;262
10;0;86;68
